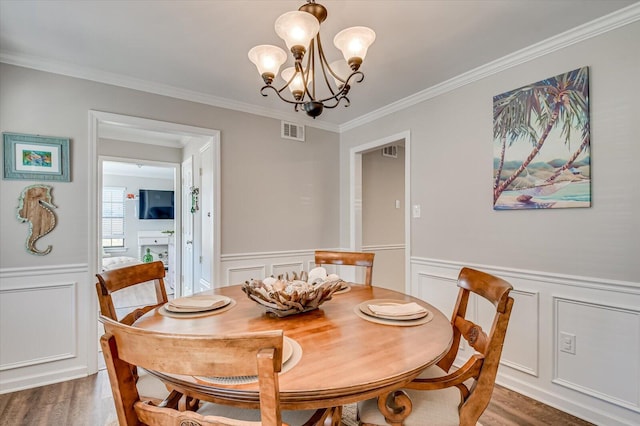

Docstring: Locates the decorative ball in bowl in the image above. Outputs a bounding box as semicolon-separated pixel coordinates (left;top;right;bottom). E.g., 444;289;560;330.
242;272;345;317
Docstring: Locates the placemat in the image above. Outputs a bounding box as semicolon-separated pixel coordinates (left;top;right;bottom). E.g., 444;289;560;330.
194;336;302;385
353;303;434;327
158;298;236;318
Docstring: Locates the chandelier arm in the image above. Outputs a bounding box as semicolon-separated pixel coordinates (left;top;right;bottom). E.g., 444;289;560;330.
315;35;341;98
320;95;351;110
277;70;299;96
260;84;306;106
345;70;365;85
312;70;363;104
311;40;316;100
316;34;344;90
259;70;363;108
303;41;315;101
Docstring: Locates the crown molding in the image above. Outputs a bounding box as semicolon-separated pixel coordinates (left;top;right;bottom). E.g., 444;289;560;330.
0;51;340;133
1;3;638;135
339;2;640;133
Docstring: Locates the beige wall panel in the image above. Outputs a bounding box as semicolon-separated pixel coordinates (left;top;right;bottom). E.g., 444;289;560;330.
361;145;405;245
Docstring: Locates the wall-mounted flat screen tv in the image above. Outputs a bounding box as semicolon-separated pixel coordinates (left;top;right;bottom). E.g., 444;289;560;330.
138;189;175;219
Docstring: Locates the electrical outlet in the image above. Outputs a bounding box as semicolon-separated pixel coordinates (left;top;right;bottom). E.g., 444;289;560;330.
559;332;576;355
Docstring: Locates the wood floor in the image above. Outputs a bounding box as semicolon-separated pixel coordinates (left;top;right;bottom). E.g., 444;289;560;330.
0;371;594;426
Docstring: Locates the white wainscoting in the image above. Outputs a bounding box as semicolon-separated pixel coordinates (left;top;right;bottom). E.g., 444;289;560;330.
220;250;318;286
3;253;639;426
553;297;640;412
0;264;92;394
411;257;640;426
220;248;388;287
362;244;405;292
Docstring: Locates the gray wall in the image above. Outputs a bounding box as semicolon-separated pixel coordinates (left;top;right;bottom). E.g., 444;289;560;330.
0;64;340;269
340;21;640;283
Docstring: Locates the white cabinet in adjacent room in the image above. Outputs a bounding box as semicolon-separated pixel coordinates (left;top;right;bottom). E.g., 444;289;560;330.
138;231;174;294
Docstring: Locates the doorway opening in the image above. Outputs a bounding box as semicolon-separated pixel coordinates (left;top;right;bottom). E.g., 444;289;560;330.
88;110;220;373
349;131;411;293
100;159;178;295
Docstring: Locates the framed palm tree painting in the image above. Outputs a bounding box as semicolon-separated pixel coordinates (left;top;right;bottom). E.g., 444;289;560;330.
493;67;590;210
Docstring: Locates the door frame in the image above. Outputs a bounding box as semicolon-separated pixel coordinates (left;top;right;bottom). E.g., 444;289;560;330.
88;110;220;373
349;130;411;293
181;156;195;296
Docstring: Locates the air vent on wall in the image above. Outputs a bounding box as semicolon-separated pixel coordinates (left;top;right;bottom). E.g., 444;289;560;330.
281;121;305;142
381;145;398;158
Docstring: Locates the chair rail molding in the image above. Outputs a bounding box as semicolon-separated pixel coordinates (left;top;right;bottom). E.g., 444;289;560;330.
361;244;405;252
0;263;88;278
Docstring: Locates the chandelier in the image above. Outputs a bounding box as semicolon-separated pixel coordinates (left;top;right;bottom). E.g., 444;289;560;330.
248;0;375;118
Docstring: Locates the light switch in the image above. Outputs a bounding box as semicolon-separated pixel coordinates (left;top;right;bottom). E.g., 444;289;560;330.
395;200;400;209
559;332;576;355
412;204;421;218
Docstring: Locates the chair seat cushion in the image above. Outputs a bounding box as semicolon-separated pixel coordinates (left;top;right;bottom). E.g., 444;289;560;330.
137;368;171;400
357;365;464;426
198;400;318;425
102;256;142;271
137;370;317;424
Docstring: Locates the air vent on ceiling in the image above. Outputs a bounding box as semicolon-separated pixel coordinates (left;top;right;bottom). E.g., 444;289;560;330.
381;145;398;158
281;121;305;142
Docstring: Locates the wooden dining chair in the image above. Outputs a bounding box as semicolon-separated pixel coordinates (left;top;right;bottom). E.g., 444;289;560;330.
96;261;170;399
358;267;514;426
96;260;168;325
314;250;375;286
100;316;326;426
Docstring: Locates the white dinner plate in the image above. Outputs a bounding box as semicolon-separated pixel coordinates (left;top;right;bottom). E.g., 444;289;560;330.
358;299;429;321
282;337;293;365
164;295;231;313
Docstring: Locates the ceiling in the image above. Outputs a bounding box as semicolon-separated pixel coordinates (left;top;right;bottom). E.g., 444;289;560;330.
1;1;637;129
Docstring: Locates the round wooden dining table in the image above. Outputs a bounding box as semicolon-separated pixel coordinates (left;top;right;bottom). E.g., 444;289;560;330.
133;283;453;425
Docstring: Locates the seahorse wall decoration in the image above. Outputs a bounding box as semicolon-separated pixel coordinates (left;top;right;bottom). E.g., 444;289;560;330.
16;184;57;256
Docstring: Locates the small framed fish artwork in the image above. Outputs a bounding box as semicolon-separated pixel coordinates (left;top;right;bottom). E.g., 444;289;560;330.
3;132;71;182
492;67;591;210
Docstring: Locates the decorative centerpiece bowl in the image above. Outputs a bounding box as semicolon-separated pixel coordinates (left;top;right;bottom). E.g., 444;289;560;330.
242;270;345;317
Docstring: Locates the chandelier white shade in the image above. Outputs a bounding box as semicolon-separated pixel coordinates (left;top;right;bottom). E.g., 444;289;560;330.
274;11;320;52
329;59;351;87
247;45;287;82
281;66;313;96
248;0;375;118
333;26;376;67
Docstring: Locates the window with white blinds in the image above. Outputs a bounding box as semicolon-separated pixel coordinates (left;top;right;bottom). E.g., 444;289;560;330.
102;187;125;248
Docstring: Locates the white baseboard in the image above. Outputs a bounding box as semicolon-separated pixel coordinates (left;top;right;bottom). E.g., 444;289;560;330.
0;366;89;394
